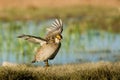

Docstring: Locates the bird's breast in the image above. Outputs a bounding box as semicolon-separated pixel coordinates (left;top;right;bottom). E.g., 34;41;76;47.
36;43;59;56
35;43;61;61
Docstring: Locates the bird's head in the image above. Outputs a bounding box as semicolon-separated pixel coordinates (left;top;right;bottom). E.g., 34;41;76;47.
55;34;62;43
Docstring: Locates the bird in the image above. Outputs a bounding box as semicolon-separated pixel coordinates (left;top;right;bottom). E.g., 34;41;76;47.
18;19;63;67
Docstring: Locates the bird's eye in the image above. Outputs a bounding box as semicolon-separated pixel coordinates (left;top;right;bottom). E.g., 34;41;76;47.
56;34;62;40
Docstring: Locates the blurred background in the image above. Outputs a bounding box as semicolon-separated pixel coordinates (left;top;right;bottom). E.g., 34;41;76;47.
0;0;120;65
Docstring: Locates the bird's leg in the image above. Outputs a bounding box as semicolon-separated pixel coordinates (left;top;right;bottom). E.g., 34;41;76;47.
44;60;49;67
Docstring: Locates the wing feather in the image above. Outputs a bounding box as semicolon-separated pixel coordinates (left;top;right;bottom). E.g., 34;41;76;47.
18;34;47;45
46;19;63;38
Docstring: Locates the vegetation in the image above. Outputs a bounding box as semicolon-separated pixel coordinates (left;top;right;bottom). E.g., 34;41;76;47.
0;0;120;80
0;0;120;33
0;6;119;21
0;61;120;80
0;6;119;33
66;14;120;33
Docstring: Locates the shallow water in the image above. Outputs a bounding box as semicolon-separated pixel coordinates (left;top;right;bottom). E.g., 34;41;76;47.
0;20;120;65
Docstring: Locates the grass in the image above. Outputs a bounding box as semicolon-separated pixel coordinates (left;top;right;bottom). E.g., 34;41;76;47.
0;5;119;21
0;0;119;8
0;5;120;33
66;14;120;33
0;61;120;80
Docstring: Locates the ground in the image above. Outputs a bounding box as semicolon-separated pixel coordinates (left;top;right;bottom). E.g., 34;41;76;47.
0;61;120;80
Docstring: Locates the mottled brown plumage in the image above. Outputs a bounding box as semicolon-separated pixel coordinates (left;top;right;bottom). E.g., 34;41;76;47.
18;19;63;67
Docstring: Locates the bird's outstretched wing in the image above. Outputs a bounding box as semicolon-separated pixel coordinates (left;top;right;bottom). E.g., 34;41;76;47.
46;19;63;38
18;34;47;45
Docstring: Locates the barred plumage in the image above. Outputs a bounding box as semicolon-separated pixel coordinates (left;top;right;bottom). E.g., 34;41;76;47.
46;19;63;39
18;19;63;67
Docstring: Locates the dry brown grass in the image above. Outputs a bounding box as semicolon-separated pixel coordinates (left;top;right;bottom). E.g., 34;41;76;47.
0;61;120;80
0;0;119;21
0;0;120;9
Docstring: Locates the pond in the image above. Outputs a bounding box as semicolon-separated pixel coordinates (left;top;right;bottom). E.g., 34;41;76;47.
0;19;120;65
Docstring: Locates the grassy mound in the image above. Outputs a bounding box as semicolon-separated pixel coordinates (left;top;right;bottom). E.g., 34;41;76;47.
0;61;120;80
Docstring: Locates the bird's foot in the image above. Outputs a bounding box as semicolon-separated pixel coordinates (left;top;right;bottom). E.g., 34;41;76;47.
45;64;50;67
44;60;50;67
44;63;50;67
31;59;36;63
